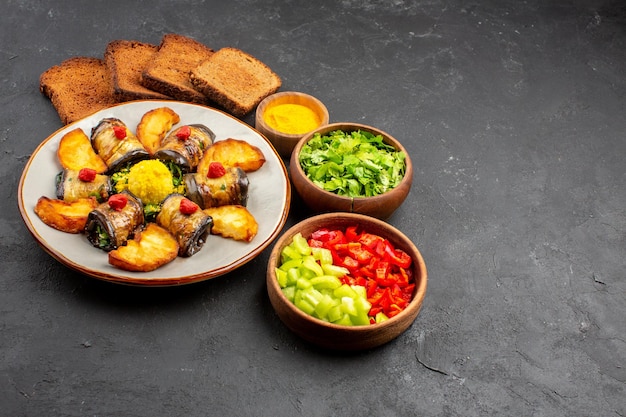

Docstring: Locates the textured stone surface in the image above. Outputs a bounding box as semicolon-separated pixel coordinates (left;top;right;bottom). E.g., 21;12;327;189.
2;1;625;416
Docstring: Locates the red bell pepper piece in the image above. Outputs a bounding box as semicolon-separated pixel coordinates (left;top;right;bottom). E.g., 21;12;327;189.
358;233;385;250
354;276;367;287
307;238;324;248
358;266;375;279
374;260;390;281
383;243;412;269
341;255;359;271
327;230;346;246
310;228;332;242
345;225;359;242
387;304;403;318
307;225;416;324
369;306;383;317
365;280;378;298
402;284;416;301
348;244;373;263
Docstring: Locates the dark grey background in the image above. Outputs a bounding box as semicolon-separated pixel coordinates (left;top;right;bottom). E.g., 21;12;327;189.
2;1;625;416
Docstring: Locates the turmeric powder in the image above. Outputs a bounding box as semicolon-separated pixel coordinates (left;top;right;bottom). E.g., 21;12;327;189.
263;103;321;135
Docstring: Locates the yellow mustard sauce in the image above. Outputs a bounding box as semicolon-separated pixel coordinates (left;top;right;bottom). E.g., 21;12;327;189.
263;103;321;134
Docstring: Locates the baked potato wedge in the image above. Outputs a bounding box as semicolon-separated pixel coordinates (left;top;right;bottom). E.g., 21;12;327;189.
108;223;179;272
203;205;258;242
136;107;181;155
198;138;265;176
34;196;99;234
57;128;108;173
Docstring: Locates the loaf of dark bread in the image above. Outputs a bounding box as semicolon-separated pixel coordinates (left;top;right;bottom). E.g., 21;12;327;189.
190;47;282;117
105;40;172;101
141;34;214;103
39;57;118;125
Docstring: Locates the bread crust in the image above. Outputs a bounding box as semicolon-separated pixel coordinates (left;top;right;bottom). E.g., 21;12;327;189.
39;57;117;125
105;40;172;101
190;47;281;117
141;34;214;103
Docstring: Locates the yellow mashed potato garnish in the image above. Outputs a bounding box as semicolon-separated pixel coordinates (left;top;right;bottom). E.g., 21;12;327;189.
125;160;175;204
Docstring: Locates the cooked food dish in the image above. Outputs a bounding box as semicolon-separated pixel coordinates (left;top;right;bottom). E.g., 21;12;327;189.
156;193;213;257
197;138;266;175
108;223;179;272
85;190;145;251
184;167;249;209
203;205;258;242
153;124;215;173
91;117;150;173
32;105;267;273
57;128;108;173
56;169;112;203
20;100;289;284
34;196;99;234
136;107;181;155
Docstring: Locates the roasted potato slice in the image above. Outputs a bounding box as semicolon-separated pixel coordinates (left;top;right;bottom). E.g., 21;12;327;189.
34;196;98;234
57;128;108;173
136;107;181;155
203;205;258;242
108;223;179;272
198;138;266;176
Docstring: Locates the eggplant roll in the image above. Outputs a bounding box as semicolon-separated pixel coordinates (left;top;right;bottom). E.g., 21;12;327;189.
91;118;150;173
85;190;145;251
153;124;215;173
56;169;112;203
184;167;249;209
156;194;213;257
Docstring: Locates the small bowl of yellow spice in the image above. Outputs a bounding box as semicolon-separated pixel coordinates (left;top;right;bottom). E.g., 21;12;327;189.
255;91;329;158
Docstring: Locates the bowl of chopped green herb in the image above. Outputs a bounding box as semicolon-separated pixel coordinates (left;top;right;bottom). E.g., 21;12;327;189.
289;123;412;219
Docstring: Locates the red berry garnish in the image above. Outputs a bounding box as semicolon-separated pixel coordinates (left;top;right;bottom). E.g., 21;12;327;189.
176;125;191;141
113;126;127;139
108;194;128;211
179;198;198;215
207;161;226;178
78;168;97;182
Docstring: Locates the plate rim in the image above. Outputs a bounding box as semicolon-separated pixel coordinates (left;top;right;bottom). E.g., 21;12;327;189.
18;100;291;286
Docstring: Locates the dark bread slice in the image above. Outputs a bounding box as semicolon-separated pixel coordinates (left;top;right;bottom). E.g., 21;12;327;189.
190;47;282;117
40;57;118;125
105;40;172;101
141;34;214;103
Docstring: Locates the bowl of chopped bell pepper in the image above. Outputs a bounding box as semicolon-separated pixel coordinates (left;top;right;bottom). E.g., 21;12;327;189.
266;212;427;351
289;123;412;220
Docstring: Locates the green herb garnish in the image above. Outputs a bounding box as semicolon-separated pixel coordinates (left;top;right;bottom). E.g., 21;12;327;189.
164;160;185;190
110;166;131;191
143;203;161;223
95;224;111;249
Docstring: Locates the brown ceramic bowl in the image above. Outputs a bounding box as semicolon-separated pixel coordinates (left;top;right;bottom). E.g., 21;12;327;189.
266;212;427;351
289;123;412;220
255;91;329;158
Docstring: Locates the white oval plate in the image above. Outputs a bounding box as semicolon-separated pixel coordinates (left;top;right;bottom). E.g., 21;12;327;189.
18;101;291;286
